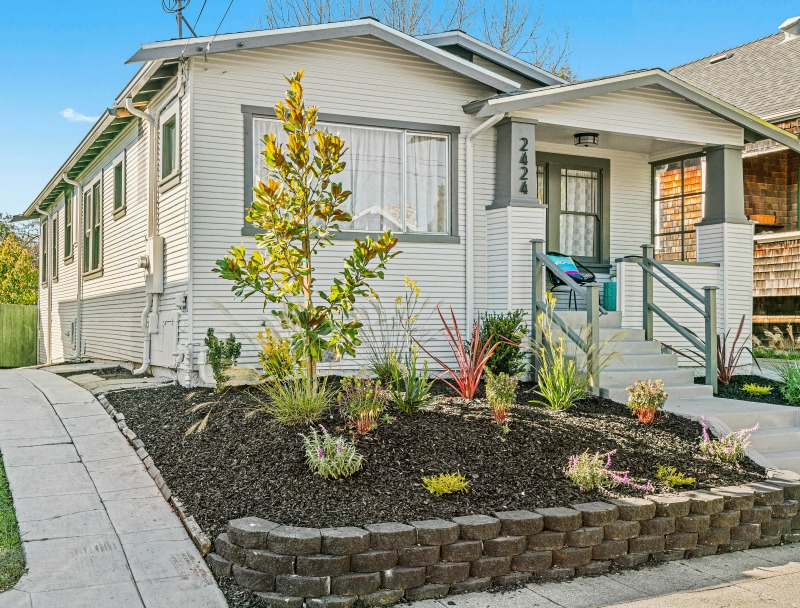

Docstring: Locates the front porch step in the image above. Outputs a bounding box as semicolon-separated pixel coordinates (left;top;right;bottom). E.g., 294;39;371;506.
758;449;800;472
571;352;678;371
557;310;622;329
601;384;713;404
750;427;800;453
553;327;647;342
713;408;800;431
599;367;695;389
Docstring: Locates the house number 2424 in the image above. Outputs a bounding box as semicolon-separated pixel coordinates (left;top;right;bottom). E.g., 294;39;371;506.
519;137;529;194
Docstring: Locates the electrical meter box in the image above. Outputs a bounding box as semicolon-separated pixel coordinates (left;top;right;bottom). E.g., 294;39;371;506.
145;236;164;294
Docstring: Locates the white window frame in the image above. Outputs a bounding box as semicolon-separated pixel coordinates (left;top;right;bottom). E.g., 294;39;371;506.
64;189;74;263
252;117;452;236
82;175;103;277
159;102;180;191
40;219;48;284
51;214;58;282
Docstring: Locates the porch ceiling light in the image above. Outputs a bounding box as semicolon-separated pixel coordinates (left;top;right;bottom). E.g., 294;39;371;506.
574;132;599;147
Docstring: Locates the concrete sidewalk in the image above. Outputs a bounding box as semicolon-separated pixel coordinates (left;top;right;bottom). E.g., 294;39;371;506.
408;543;800;607
0;368;227;608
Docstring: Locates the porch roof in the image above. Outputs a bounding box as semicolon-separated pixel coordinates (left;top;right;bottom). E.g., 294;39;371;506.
464;69;800;152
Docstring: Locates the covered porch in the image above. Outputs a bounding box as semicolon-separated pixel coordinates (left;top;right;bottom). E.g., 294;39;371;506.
468;69;800;383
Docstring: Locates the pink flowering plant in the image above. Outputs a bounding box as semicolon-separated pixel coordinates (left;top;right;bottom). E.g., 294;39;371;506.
700;416;759;464
565;449;653;492
301;425;364;479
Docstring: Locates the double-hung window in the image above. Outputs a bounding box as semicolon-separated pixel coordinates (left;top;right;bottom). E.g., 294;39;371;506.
653;156;705;261
41;221;48;284
252;117;451;235
161;115;178;181
83;180;102;274
113;155;126;217
64;188;73;260
51;218;58;281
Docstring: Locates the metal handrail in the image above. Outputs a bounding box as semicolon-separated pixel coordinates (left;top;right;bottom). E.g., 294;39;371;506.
641;244;718;394
530;239;601;394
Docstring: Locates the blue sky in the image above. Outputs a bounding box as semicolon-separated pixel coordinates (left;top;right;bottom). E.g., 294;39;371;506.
1;0;797;215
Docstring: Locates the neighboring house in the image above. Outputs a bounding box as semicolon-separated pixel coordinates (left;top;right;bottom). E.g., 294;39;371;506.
671;16;800;339
20;19;798;389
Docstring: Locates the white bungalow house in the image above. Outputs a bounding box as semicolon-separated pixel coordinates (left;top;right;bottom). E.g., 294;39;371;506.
21;19;799;395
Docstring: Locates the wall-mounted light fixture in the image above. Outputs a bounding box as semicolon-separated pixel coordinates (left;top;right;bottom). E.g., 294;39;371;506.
574;132;599;147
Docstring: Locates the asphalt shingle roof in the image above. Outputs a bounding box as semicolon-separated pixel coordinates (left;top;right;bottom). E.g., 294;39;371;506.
670;33;800;121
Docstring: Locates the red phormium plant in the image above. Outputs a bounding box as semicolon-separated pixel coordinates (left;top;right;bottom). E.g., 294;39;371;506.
420;307;502;399
718;315;756;385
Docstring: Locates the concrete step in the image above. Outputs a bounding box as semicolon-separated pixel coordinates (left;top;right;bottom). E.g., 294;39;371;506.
571;352;678;371
715;408;800;431
750;427;800;453
599;367;695;389
553;327;647;343
601;384;714;404
556;310;622;329
759;449;800;474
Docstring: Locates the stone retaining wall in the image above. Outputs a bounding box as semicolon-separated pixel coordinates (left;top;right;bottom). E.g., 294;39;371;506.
206;472;800;608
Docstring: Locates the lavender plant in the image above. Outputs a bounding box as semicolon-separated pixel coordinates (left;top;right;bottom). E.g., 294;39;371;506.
301;425;364;479
564;449;653;492
700;416;759;463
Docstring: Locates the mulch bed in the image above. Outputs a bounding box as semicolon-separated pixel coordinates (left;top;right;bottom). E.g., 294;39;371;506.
106;378;765;543
696;374;791;406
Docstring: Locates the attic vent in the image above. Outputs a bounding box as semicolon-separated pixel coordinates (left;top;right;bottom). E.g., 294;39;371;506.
779;16;800;41
709;52;733;65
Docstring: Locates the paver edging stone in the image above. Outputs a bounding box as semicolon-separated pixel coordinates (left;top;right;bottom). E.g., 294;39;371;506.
96;392;212;556
202;473;800;606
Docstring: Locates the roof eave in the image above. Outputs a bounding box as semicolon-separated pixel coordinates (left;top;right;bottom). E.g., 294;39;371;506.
467;69;800;152
127;20;521;93
419;31;566;87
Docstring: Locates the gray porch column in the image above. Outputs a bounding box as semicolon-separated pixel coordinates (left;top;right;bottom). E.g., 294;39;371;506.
485;117;546;314
700;144;748;225
695;143;753;366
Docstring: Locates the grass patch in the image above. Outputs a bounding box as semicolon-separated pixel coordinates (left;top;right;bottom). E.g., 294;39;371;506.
0;452;24;592
753;347;800;361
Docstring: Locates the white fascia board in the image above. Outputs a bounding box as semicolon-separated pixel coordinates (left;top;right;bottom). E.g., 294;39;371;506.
419;31;565;86
21;61;164;218
126;19;521;93
470;69;800;152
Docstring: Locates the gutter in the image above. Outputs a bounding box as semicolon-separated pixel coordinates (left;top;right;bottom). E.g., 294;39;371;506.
465;113;506;326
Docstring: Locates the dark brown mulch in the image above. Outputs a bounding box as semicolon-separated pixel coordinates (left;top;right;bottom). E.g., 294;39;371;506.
696;374;790;406
106;379;765;543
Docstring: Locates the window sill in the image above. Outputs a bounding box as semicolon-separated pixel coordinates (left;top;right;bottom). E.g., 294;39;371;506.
82;268;104;280
113;206;127;221
64;254;74;266
159;171;181;193
240;225;460;244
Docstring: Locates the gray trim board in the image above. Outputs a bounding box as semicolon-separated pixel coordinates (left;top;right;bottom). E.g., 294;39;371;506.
243;106;461;241
466;69;800;151
419;31;565;86
127;20;520;93
241;225;460;243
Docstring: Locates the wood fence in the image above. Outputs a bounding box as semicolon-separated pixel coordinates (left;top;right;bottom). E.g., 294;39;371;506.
0;304;38;368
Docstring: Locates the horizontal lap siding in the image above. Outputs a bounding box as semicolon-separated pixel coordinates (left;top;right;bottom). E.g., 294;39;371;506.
520;85;743;145
189;36;496;372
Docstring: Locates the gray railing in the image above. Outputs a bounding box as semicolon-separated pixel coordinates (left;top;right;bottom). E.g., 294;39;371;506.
530;239;600;394
640;244;718;394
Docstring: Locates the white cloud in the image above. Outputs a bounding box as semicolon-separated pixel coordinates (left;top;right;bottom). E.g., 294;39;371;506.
60;108;99;123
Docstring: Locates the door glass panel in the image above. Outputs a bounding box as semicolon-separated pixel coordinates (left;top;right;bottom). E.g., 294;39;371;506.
560;168;599;258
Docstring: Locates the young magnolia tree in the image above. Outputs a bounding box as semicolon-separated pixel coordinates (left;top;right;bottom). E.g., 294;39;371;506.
215;70;398;378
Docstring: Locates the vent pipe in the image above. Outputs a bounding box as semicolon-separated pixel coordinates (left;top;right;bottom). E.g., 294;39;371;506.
779;16;800;41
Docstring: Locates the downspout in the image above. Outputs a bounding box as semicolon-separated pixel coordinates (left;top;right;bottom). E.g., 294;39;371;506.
34;202;51;364
126;65;184;376
465;113;506;326
62;174;82;360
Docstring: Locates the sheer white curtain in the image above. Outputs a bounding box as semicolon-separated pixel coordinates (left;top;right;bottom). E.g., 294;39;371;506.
347;127;403;232
406;134;448;233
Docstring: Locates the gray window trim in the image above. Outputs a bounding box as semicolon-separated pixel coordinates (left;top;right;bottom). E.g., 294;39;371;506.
536;152;611;267
242;105;461;243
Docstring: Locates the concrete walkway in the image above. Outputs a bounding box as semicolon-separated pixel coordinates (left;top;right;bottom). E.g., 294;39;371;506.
408;544;800;607
0;368;227;608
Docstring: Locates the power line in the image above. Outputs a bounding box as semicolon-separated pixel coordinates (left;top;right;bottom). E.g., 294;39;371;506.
207;0;235;51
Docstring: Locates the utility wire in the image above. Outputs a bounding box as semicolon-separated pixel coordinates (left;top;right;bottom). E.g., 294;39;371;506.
207;0;235;54
179;0;208;59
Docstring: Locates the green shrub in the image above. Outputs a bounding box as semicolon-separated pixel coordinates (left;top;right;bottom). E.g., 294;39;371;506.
422;472;470;496
338;377;386;434
205;328;242;392
655;465;696;488
480;310;528;376
626;379;667;424
485;370;517;425
257;328;299;381
302;426;364;479
389;347;434;415
742;383;772;397
781;366;800;404
257;376;333;425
